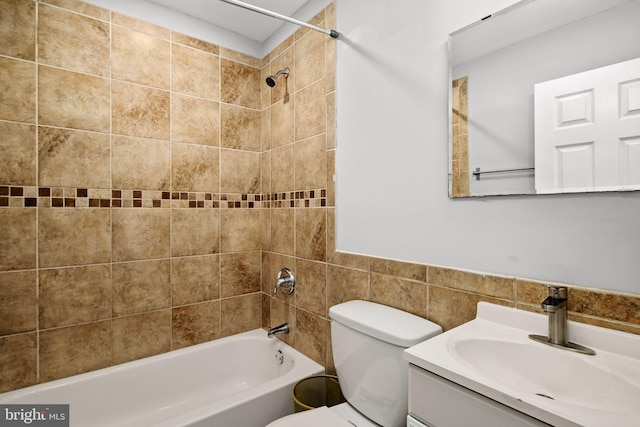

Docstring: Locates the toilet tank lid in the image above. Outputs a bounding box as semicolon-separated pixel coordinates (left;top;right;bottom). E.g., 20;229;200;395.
329;300;442;347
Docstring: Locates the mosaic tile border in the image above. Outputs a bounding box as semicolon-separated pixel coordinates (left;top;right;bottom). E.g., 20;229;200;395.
0;186;327;209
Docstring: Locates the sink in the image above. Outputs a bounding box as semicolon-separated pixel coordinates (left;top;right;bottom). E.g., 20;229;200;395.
450;337;640;413
404;302;640;427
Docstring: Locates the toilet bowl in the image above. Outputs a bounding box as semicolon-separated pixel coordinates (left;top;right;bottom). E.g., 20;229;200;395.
266;300;442;427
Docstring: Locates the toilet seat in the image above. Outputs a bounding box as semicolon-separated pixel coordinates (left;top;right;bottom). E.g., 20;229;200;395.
266;406;353;427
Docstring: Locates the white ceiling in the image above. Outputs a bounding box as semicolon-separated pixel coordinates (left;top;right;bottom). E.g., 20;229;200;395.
147;0;310;42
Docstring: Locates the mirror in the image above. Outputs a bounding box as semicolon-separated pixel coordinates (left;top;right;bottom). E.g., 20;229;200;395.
449;0;640;197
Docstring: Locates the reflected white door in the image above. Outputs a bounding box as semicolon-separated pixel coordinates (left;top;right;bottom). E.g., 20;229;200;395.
534;57;640;193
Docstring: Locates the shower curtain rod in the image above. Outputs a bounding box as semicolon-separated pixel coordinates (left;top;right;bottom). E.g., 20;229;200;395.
219;0;339;38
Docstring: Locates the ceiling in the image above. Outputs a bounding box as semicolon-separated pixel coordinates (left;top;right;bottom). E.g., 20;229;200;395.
147;0;310;42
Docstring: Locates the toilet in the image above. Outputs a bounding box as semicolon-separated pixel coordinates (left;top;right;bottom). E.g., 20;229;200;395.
267;300;442;427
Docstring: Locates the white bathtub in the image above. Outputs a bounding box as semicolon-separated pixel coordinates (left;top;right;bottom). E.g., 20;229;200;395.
0;329;324;427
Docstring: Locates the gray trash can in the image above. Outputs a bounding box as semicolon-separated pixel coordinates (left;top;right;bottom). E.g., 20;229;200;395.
292;374;346;412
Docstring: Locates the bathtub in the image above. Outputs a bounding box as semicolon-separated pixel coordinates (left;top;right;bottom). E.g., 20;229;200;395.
0;329;324;427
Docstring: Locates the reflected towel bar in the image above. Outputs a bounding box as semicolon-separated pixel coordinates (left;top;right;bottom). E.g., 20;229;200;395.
219;0;339;38
473;167;534;180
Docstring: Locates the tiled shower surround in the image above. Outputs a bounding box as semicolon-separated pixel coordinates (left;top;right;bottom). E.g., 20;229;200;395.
1;0;639;394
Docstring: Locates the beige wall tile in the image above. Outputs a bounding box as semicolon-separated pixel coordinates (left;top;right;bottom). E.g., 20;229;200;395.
0;208;36;271
112;81;170;140
38;4;110;77
220;104;261;151
39;65;109;132
0;0;36;61
270;208;294;256
429;266;514;300
327;265;369;313
295;30;325;91
43;0;109;21
568;287;640;325
112;208;170;262
220;209;261;252
39;208;110;268
261;150;272;195
220;293;261;337
261;208;271;252
172;301;221;349
220;149;260;194
172;43;219;101
172;32;219;55
326;92;336;149
261;106;271;150
39;265;111;328
295;258;326;317
270;98;294;149
171;144;219;192
0;333;37;393
221;251;261;298
38;127;110;189
220;48;260;68
295;309;327;365
221;59;260;109
0;271;37;335
111;12;167;38
295;208;326;261
328;251;369;271
261;67;272;111
0;57;35;123
172;94;219;146
295;134;326;190
39;321;112;382
0;122;35;186
172;255;220;306
327;149;335;206
171;208;219;257
112;260;170;317
112;310;171;364
429;286;512;331
370;257;427;282
370;273;427;318
112;25;169;89
271;144;294;192
295;79;326;141
112;136;170;190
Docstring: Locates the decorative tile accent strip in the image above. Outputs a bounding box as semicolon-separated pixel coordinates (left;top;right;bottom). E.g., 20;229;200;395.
0;186;327;209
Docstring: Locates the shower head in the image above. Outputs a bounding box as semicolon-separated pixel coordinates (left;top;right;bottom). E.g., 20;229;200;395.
266;67;290;87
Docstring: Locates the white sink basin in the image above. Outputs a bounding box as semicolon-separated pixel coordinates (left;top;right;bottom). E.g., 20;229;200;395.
451;337;640;413
404;302;640;427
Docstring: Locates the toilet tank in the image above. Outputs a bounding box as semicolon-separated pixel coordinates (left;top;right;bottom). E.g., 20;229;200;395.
329;300;441;427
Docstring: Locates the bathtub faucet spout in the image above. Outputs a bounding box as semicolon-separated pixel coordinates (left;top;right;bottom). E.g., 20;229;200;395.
268;323;289;338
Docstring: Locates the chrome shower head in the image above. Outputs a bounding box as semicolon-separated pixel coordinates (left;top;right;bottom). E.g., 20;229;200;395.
266;67;290;87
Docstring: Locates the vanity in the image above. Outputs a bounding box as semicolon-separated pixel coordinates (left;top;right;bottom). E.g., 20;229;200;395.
404;302;640;427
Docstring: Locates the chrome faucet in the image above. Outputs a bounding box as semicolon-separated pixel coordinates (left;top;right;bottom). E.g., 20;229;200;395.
529;286;596;355
542;285;568;345
273;268;295;299
268;323;289;338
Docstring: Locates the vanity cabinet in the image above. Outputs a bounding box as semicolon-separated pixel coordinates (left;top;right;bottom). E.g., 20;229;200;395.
408;365;550;427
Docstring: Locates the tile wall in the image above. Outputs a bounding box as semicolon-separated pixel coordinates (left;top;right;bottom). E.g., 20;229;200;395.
2;0;639;395
0;0;265;392
450;76;469;197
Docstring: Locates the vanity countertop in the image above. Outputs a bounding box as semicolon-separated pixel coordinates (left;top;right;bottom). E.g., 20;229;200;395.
404;302;640;427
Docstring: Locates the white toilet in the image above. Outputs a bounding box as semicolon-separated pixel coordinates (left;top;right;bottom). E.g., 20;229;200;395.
267;300;442;427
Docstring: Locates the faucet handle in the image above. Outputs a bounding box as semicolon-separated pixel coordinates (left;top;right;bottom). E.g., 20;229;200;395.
548;285;567;300
542;286;567;312
274;268;295;298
